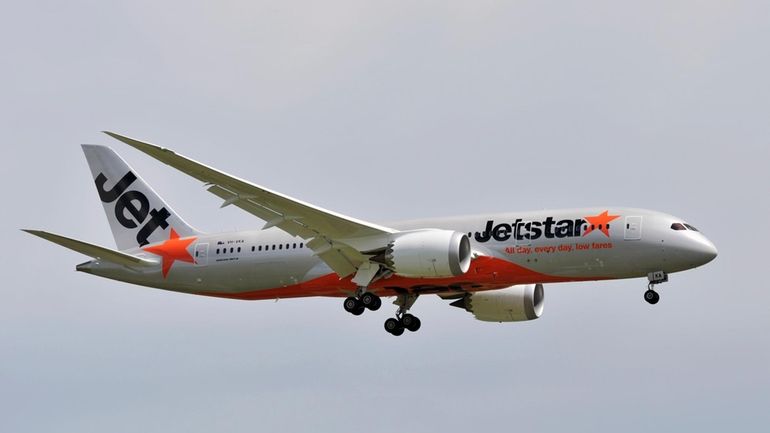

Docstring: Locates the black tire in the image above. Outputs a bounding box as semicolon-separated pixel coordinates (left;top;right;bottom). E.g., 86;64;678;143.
351;305;365;316
384;318;402;334
644;290;660;305
404;315;421;332
401;314;414;327
361;292;381;310
344;297;362;313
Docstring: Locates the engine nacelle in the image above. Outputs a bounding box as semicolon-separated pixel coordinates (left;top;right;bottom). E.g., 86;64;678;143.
451;284;545;322
389;230;471;278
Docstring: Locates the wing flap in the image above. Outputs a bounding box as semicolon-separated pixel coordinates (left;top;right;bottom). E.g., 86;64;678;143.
306;237;360;277
23;230;156;267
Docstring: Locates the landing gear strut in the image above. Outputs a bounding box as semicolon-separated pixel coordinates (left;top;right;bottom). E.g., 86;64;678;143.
645;271;668;305
343;287;381;316
384;294;420;336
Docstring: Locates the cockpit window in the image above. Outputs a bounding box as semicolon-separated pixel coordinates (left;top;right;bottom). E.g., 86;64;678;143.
670;223;687;231
684;224;699;232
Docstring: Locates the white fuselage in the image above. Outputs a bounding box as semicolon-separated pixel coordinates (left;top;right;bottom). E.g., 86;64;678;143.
77;207;717;300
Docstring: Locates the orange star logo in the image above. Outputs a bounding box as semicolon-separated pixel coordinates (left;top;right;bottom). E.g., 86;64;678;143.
143;228;197;278
583;210;620;237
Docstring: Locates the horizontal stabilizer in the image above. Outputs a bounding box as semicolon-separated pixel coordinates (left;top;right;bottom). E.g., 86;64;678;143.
22;230;157;267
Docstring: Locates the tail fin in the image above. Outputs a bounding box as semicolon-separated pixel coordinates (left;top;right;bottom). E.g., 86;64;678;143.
81;144;200;250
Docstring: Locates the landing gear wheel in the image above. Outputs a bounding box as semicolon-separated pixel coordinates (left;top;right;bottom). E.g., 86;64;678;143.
384;318;404;336
401;314;421;332
344;297;363;314
644;289;660;305
361;292;381;311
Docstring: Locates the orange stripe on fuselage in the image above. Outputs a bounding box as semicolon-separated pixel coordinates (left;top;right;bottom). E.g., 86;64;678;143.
193;256;605;301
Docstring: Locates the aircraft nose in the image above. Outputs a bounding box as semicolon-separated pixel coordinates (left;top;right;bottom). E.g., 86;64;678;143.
692;236;718;266
666;230;718;271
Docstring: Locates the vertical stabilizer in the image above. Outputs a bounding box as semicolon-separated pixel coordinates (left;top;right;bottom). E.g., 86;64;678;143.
81;144;200;250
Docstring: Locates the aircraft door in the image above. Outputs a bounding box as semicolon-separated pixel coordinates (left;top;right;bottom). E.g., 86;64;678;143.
624;216;642;240
194;243;209;266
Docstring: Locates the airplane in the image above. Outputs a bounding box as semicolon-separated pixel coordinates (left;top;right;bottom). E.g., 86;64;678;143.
24;132;718;335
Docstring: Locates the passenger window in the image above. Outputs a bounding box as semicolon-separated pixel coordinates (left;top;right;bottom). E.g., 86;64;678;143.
237;247;241;253
258;246;262;251
216;248;220;254
293;243;297;249
670;223;686;231
684;224;699;232
230;248;233;253
300;243;304;248
279;244;283;250
272;245;275;250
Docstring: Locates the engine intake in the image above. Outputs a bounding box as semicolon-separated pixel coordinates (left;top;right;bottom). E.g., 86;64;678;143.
451;284;545;322
387;230;471;278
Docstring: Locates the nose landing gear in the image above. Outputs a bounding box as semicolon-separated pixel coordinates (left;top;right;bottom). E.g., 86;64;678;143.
644;287;660;304
645;271;668;305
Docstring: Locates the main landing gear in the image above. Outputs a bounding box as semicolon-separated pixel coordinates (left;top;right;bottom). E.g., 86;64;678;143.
343;288;382;316
384;314;421;336
384;294;420;336
644;271;668;305
343;288;422;336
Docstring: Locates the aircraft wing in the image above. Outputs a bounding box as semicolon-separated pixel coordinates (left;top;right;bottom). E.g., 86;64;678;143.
103;131;396;278
22;229;157;267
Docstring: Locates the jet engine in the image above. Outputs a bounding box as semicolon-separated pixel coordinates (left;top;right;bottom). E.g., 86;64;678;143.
450;284;544;322
384;230;471;278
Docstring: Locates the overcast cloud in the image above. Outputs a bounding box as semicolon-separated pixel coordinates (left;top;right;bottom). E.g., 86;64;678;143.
1;1;769;432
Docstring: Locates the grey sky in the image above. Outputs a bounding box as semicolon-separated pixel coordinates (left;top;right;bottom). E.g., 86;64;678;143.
2;1;768;432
